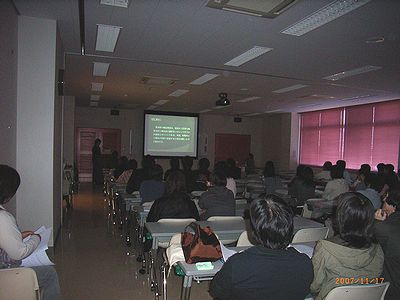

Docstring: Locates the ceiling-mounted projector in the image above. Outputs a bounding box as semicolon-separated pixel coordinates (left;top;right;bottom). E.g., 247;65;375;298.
216;92;231;106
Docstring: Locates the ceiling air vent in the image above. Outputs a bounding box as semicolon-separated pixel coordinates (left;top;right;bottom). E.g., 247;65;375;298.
206;0;298;18
140;76;178;86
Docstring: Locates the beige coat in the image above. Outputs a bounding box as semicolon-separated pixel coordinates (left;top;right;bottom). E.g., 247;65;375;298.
310;239;384;300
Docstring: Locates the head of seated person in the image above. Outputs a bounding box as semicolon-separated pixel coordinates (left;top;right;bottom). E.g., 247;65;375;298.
336;160;346;170
249;195;293;249
322;161;332;171
330;165;344;180
263;161;276;178
210;170;227;188
0;165;20;206
151;164;163;181
383;186;400;216
165;170;187;194
365;173;384;193
126;159;137;171
169;157;180;171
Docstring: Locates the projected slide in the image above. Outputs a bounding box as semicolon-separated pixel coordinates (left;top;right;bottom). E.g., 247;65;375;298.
144;112;198;157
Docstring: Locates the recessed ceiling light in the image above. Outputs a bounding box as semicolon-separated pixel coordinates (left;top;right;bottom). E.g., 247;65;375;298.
282;0;372;36
264;109;282;113
236;96;261;103
154;100;169;106
90;101;99;107
240;88;249;91
168;89;189;97
100;0;129;8
141;76;178;86
199;109;212;113
90;95;100;101
323;65;382;81
95;24;122;52
147;105;158;110
190;73;219;85
221;7;262;17
224;46;273;67
91;82;104;92
93;62;110;77
272;84;308;93
244;112;262;116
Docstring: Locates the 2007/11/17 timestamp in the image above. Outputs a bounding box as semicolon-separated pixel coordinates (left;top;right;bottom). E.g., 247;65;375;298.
335;277;385;285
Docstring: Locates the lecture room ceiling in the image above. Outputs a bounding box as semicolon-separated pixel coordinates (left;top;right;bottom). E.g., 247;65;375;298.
13;0;400;117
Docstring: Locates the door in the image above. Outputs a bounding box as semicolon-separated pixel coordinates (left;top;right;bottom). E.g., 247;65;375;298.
76;128;121;182
214;133;251;166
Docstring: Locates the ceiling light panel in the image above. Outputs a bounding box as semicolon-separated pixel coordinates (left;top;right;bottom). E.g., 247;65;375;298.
323;65;382;81
154;100;169;105
224;46;273;67
264;109;282;113
281;0;371;36
199;109;212;113
236;96;261;103
91;82;104;92
147;105;158;110
95;24;122;52
213;105;230;109
93;62;110;77
100;0;129;8
273;84;308;93
190;73;220;85
244;112;261;116
90;95;101;101
339;94;372;101
168;89;189;97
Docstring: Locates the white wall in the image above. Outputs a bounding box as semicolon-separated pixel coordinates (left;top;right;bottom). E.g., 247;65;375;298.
16;16;58;245
0;1;18;214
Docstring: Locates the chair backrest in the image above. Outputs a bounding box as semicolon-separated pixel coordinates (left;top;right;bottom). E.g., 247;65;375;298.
292;227;329;243
325;282;390;300
236;231;254;247
0;267;40;300
157;218;196;224
207;216;243;222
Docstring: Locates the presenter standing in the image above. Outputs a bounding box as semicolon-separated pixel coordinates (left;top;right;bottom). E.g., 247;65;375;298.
92;138;102;187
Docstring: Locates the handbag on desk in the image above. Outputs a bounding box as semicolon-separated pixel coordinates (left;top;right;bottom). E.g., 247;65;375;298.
181;222;222;264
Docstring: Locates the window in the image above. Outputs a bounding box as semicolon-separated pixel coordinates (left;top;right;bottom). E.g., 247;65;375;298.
299;100;400;171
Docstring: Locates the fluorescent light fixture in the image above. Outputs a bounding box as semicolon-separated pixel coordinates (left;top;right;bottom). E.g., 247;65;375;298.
323;65;382;81
90;101;98;107
168;89;189;97
273;84;308;93
213;105;230;110
339;94;372;101
190;73;219;85
100;0;129;8
236;96;261;103
282;0;371;36
244;112;261;116
154;100;169;106
297;103;321;108
222;7;262;17
93;62;110;77
91;82;104;92
147;105;158;110
95;24;122;52
264;109;282;113
224;46;273;67
199;109;212;113
90;95;100;101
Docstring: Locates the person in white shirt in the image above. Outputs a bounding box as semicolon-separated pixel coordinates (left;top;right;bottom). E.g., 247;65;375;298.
323;165;349;201
0;165;60;300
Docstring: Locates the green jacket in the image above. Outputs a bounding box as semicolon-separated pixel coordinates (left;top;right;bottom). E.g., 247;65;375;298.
310;238;384;300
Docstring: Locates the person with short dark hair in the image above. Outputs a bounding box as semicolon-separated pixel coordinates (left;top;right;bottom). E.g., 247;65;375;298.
0;165;61;300
164;157;181;181
139;164;165;204
310;192;383;300
322;165;349;201
226;158;241;180
352;163;371;191
245;153;256;175
92;138;102;186
336;160;352;185
209;196;313;300
374;186;400;300
263;161;283;195
214;161;237;197
181;156;196;192
126;155;154;194
198;170;235;220
288;165;316;206
116;159;137;184
192;158;211;191
114;156;128;179
384;164;399;190
358;173;383;209
314;161;332;181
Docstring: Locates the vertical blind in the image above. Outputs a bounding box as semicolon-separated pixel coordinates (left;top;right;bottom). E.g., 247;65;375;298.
299;100;400;170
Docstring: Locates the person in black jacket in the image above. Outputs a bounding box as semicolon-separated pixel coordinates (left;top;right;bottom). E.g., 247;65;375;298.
126;155;154;194
210;195;313;300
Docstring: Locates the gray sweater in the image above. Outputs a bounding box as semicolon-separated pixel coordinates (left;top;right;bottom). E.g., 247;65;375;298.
198;186;235;220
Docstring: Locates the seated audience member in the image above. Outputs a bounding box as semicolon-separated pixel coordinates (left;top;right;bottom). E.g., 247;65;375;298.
314;161;332;181
226;158;241;180
181;156;196;192
0;165;61;300
263;161;283;195
198;170;235;220
192;158;211;191
215;161;237;197
374;186;400;300
358;173;383;210
352;163;371;191
209;196;313;300
336;160;352;185
323;165;349;201
139;164;165;204
245;153;256;175
288;165;315;206
146;171;199;222
310;192;384;300
384;164;399;190
116;159;137;184
126;155;154;194
163;157;181;181
114;156;128;179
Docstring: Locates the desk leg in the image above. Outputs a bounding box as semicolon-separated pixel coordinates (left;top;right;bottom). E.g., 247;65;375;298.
180;275;192;300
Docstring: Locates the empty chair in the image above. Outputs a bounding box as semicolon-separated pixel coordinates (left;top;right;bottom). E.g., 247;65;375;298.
0;267;41;300
236;231;254;247
292;227;329;244
324;282;390;300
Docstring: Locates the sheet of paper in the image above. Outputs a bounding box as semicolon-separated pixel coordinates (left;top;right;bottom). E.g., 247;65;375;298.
21;226;54;267
220;241;237;262
289;243;315;258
